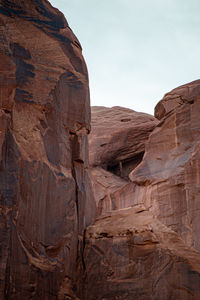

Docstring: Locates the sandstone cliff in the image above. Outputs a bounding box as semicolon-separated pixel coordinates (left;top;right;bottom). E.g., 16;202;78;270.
86;93;200;299
1;1;200;299
0;0;94;299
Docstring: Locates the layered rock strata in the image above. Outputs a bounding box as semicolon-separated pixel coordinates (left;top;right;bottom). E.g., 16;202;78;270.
0;1;94;299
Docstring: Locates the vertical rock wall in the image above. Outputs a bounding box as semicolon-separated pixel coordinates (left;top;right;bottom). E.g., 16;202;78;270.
130;80;200;252
0;1;94;299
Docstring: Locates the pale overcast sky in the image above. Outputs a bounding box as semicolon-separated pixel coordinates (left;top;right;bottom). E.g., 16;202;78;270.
50;0;200;115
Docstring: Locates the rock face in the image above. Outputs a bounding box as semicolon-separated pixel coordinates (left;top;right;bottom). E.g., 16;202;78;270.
88;106;158;217
154;79;200;120
89;106;158;179
89;167;136;216
84;206;200;300
130;80;200;252
84;82;200;299
1;1;200;299
0;1;94;299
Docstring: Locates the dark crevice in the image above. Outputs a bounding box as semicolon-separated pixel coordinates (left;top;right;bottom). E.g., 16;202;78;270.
69;131;80;256
2;109;11;114
107;152;145;180
81;229;86;272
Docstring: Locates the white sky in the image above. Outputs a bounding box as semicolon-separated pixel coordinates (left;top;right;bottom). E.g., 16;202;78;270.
50;0;200;115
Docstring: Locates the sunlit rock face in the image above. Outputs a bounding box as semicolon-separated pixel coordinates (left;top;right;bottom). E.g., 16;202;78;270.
0;0;94;299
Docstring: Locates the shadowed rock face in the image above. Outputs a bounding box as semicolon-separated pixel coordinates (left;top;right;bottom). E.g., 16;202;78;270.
0;1;94;299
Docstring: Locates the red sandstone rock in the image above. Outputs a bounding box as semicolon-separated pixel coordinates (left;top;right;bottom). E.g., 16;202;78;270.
155;79;200;119
89;167;137;216
130;80;200;253
84;206;200;300
84;193;200;300
1;1;200;299
84;82;200;299
88;106;158;218
0;1;94;299
89;106;158;179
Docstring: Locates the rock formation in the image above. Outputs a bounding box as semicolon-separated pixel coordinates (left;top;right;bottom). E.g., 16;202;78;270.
130;79;200;252
1;1;200;299
88;106;158;216
84;206;200;300
0;0;94;299
89;106;158;179
85;83;200;299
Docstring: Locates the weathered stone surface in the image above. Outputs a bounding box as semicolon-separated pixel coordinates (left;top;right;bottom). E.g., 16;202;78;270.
84;206;200;300
155;79;200;120
1;1;200;299
89;167;137;216
83;81;200;299
89;106;158;179
88;105;158;216
130;80;200;252
0;1;94;299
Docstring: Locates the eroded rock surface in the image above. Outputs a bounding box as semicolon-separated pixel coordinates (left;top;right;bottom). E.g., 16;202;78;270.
84;82;200;299
130;80;200;252
1;1;200;299
88;106;158;218
89;106;158;179
0;1;94;299
89;167;137;216
84;206;200;300
155;79;200;120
